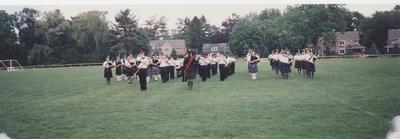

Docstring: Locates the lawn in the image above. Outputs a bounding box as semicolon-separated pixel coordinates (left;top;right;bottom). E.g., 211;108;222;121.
0;57;399;139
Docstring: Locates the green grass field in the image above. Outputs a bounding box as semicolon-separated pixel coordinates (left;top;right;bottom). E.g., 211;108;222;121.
0;58;399;139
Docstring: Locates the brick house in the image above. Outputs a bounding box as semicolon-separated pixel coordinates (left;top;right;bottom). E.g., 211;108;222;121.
317;31;366;55
150;40;187;56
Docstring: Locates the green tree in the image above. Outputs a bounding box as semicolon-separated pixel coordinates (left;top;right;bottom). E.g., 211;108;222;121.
359;6;400;51
71;11;110;62
0;10;18;60
111;9;149;56
229;13;264;56
144;15;170;40
184;16;209;52
27;44;53;65
14;8;40;64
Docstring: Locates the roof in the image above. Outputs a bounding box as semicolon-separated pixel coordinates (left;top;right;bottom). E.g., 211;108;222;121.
336;31;360;42
318;31;360;42
346;45;366;49
202;43;228;48
202;43;229;53
150;40;186;49
385;39;400;48
388;29;400;40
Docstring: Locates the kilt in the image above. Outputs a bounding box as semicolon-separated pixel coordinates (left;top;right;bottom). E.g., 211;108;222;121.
185;70;196;80
149;66;160;76
308;62;316;72
280;63;291;73
115;66;122;75
122;66;127;75
248;63;258;73
300;61;306;70
104;68;113;78
294;61;300;69
126;68;134;76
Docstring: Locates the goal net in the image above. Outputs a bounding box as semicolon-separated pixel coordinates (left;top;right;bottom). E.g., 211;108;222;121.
0;59;24;72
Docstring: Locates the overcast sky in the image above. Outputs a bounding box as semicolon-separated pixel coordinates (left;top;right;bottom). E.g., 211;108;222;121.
0;4;397;29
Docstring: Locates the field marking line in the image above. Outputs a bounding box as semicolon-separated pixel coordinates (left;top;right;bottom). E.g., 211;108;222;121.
292;78;386;122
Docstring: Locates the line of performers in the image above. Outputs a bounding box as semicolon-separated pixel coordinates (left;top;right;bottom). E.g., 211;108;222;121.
267;48;318;79
103;49;236;91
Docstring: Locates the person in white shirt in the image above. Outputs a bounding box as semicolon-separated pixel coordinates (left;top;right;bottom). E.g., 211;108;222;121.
159;54;169;83
126;55;137;84
217;53;227;81
210;54;218;76
136;52;149;91
102;56;114;84
206;54;212;78
168;56;176;80
305;48;318;79
226;54;236;76
294;52;301;74
175;57;184;78
278;50;292;79
199;54;209;81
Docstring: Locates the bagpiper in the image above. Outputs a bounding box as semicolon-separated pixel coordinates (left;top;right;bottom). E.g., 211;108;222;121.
183;49;198;90
103;56;114;84
247;50;260;80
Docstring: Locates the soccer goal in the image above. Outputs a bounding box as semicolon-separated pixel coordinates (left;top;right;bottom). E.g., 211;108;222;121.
0;59;24;72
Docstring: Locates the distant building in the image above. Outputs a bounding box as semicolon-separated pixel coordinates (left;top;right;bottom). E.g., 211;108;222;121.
149;40;187;56
202;43;230;54
384;29;400;53
317;31;366;55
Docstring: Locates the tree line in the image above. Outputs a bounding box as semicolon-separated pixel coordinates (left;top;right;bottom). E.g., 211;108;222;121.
0;5;399;65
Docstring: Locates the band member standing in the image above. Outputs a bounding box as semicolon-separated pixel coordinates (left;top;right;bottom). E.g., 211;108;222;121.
217;53;227;81
121;57;128;80
159;54;169;83
229;54;236;75
199;54;208;81
247;51;260;80
206;54;212;78
279;50;292;79
103;57;114;84
175;56;184;78
115;59;123;82
306;49;318;79
168;57;175;80
136;53;149;91
183;50;198;90
294;52;301;74
148;56;160;81
126;56;137;84
211;54;218;76
226;54;236;76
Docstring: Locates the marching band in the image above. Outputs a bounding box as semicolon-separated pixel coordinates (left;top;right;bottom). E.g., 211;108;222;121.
103;48;318;91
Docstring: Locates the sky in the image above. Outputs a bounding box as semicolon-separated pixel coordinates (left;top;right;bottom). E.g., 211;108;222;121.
0;4;397;30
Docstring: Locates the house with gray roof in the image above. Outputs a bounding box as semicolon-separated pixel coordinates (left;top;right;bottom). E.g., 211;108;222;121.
384;29;400;53
317;31;366;55
202;43;230;54
149;40;187;56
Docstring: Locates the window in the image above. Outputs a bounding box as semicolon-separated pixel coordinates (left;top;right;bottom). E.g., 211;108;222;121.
211;46;218;52
322;42;327;46
339;40;345;46
339;48;345;54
